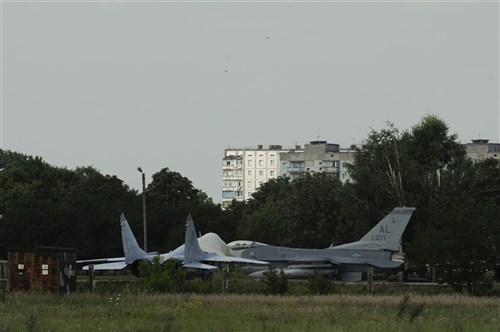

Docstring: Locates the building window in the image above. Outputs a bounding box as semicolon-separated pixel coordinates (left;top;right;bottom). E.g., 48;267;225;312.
290;161;304;169
248;160;253;166
323;161;334;168
270;159;275;166
222;191;234;198
259;170;264;176
248;170;252;176
259;160;264;166
270;170;275;177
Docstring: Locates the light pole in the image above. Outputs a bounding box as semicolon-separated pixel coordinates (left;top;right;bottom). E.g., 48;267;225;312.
137;167;147;252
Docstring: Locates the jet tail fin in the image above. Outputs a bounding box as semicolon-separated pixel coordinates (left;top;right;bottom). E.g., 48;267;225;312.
183;214;207;266
333;207;415;251
120;213;147;264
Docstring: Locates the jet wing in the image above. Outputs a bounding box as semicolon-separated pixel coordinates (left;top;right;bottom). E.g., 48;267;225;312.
82;261;127;271
365;260;403;269
280;256;403;269
270;256;333;264
329;257;403;269
287;263;336;269
203;254;269;265
77;256;125;265
183;262;218;270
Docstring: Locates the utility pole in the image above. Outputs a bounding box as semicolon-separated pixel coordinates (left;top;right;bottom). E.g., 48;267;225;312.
137;167;147;252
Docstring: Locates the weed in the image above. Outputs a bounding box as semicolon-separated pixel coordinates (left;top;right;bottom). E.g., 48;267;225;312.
25;307;39;332
160;312;177;332
395;293;411;321
409;302;425;322
395;293;426;324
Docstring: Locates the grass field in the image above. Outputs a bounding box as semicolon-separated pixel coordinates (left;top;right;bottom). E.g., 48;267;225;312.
0;292;499;331
1;272;499;331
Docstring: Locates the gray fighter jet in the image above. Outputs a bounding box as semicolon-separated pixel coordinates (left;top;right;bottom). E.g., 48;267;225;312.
230;207;415;282
81;213;267;277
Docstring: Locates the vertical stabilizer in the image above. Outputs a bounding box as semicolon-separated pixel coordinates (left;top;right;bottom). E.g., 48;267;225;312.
333;207;415;251
183;214;205;264
120;213;147;264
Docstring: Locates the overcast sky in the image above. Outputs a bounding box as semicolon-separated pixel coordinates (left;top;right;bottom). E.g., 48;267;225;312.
1;0;499;202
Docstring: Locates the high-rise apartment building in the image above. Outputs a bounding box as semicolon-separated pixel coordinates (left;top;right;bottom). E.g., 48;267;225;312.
280;141;354;182
222;139;500;208
222;145;284;209
222;141;354;208
465;139;500;162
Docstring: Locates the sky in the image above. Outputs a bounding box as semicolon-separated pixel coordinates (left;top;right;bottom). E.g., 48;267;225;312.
1;0;499;203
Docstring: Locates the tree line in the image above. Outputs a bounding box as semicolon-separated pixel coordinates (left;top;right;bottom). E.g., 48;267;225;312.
0;115;499;295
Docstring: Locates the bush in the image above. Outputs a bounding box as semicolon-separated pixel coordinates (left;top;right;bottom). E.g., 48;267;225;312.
261;267;288;295
307;273;335;295
474;272;495;297
139;256;186;293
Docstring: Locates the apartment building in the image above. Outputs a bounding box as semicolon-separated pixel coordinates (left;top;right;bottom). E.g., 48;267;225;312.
465;139;500;162
222;141;354;208
222;145;284;209
280;141;354;182
222;138;500;207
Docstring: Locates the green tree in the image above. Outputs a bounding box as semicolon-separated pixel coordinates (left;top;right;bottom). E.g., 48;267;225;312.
148;168;202;205
343;122;412;240
346;122;406;211
411;158;500;295
231;177;291;243
0;152;135;259
232;174;344;248
144;167;225;253
279;173;343;248
237;201;284;245
345;115;499;295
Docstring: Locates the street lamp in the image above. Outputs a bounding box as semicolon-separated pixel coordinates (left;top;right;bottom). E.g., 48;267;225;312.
137;167;147;252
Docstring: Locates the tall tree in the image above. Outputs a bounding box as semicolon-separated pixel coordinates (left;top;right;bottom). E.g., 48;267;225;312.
232;174;344;248
410;158;500;295
143;167;224;252
279;173;344;248
344;122;410;239
231;177;291;243
345;115;498;294
0;153;135;259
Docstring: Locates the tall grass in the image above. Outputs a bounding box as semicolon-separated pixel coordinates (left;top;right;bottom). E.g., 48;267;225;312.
0;292;498;331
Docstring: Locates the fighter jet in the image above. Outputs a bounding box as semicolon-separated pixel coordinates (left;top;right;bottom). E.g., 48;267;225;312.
229;207;415;282
81;213;268;277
